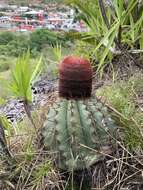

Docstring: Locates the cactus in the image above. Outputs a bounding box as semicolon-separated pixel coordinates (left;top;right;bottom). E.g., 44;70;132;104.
42;56;118;171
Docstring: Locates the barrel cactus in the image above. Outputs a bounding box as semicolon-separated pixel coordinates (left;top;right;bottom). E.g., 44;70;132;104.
42;56;118;171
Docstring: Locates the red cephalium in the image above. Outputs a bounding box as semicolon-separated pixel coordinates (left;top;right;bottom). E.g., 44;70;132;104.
59;56;92;99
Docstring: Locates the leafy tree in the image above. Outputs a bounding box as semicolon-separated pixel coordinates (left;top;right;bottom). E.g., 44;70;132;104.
30;29;64;51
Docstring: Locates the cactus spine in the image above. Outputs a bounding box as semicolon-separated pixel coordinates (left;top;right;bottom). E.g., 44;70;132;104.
42;56;117;171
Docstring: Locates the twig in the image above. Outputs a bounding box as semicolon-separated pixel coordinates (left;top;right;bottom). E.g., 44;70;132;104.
23;100;38;135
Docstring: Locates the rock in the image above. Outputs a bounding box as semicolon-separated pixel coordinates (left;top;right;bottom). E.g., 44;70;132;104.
0;74;58;125
0;99;25;124
31;75;58;106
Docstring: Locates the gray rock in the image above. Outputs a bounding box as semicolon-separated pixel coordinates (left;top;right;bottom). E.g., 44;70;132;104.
0;75;58;125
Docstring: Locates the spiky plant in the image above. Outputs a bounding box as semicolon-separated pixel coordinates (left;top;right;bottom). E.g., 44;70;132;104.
42;56;118;171
8;51;42;131
0;118;15;169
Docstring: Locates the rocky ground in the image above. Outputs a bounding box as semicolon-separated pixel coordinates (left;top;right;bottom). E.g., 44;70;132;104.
0;75;58;124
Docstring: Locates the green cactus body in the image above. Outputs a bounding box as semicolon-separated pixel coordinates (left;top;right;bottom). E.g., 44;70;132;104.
42;97;117;171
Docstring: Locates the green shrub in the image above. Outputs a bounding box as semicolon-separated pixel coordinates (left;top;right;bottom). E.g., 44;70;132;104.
0;45;8;55
0;32;15;45
29;29;65;51
0;32;29;56
7;35;29;56
0;30;71;57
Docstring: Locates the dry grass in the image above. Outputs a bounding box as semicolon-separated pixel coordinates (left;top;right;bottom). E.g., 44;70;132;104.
0;73;143;190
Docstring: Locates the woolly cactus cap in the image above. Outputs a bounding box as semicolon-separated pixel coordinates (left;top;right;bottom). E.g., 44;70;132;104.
59;56;92;99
